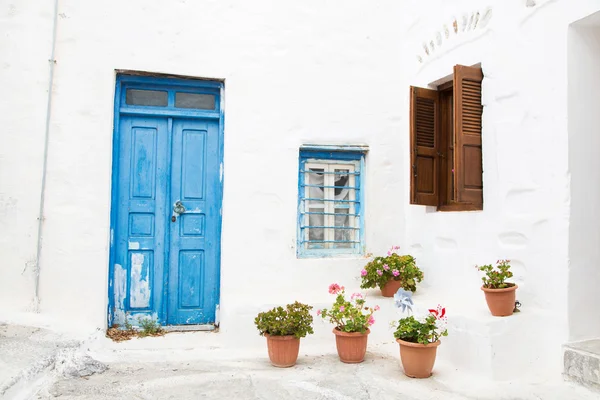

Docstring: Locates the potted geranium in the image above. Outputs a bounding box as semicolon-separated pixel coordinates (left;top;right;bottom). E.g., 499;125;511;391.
254;301;314;367
318;283;379;363
476;259;518;316
360;245;424;297
392;289;448;378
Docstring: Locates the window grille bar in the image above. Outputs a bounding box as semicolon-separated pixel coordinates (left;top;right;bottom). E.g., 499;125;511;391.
300;170;360;175
300;226;360;230
300;240;361;244
301;184;360;190
301;212;360;217
303;198;360;203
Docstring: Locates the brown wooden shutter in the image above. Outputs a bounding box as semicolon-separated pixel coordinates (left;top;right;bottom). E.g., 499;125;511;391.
453;65;483;208
410;86;440;206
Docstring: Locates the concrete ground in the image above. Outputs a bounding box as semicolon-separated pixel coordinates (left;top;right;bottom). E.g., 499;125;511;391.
36;355;599;400
2;320;599;400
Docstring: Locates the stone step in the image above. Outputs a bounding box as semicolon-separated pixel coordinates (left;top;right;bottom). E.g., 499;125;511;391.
564;339;600;391
220;284;561;382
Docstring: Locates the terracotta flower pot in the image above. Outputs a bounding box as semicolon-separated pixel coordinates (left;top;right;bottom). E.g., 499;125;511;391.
264;334;300;367
397;339;440;378
381;279;403;297
481;284;518;317
332;328;370;363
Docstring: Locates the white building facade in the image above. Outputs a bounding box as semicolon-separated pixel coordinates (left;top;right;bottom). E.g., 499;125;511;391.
2;0;600;386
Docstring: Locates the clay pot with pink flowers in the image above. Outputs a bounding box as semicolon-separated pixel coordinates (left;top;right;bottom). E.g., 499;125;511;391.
359;246;423;298
318;283;379;363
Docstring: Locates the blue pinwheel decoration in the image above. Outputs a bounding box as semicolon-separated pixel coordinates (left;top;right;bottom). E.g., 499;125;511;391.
394;288;414;314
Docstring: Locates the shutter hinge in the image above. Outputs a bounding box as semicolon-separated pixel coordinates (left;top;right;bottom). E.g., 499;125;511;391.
413;164;417;177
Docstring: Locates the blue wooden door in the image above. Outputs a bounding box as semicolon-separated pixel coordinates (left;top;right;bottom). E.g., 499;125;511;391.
112;115;221;326
114;116;169;324
167;119;221;324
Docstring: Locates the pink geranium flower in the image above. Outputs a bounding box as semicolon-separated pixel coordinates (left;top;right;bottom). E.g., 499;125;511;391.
328;283;342;294
383;264;390;271
351;292;363;300
339;306;345;312
360;269;368;276
376;270;383;276
368;315;375;325
374;305;380;311
316;309;321;316
392;269;400;277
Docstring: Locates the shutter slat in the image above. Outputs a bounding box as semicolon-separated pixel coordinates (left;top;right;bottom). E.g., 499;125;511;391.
415;97;436;149
453;65;483;208
410;86;440;206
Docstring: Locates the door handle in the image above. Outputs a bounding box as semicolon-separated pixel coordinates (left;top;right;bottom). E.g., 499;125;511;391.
173;200;186;215
172;200;186;222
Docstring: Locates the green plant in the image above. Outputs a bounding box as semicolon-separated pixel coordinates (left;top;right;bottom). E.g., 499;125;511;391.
393;306;448;345
319;284;379;334
124;313;133;331
360;246;423;292
138;317;163;337
476;259;514;289
254;301;314;339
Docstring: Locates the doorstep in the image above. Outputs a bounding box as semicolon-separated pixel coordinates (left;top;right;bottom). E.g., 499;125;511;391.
564;339;600;391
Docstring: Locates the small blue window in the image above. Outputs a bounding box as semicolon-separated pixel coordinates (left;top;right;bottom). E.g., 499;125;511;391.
297;147;366;258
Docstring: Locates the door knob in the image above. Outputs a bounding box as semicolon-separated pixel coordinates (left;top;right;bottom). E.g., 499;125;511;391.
173;200;186;215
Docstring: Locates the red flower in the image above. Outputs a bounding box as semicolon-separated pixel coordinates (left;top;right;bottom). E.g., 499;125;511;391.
429;306;446;319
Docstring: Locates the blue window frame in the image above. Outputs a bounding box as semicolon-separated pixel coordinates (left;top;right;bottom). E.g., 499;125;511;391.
297;147;366;258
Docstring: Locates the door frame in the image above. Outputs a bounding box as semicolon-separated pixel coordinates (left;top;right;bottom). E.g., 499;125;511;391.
107;73;225;328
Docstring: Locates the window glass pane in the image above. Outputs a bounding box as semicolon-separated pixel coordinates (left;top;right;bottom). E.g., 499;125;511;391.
308;210;324;249
125;89;168;107
175;92;215;110
334;169;350;201
305;167;325;249
334;208;353;248
307;168;325;202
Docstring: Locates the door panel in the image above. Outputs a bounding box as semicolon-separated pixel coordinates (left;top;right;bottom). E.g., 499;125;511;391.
114;116;168;324
167;119;220;324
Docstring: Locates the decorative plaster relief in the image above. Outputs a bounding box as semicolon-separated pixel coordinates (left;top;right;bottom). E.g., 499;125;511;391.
416;7;493;65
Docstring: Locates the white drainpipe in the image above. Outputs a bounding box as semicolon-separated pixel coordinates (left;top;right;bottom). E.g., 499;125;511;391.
33;0;60;311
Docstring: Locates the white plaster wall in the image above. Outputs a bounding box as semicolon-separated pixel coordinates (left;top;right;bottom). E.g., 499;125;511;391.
568;18;600;342
0;1;54;312
3;0;600;383
398;0;600;380
31;0;409;331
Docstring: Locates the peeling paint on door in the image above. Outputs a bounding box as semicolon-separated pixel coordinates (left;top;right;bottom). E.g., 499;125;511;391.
129;253;150;309
113;263;127;323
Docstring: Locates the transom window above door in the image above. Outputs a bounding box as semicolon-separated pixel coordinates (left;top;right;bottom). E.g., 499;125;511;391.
119;75;222;116
297;147;366;258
